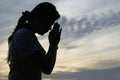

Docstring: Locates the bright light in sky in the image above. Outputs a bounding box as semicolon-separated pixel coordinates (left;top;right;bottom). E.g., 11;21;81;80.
0;0;120;80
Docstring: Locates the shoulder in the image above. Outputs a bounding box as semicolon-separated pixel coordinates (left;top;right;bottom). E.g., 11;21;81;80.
13;28;37;41
15;28;35;37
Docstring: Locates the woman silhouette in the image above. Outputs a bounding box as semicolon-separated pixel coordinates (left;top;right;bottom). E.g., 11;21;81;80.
7;2;62;80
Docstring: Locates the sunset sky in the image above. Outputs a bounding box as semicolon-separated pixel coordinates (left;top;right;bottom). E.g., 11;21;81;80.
0;0;120;80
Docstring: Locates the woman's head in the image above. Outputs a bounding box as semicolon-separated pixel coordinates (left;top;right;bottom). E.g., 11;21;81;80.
9;2;60;42
27;2;60;35
31;2;60;20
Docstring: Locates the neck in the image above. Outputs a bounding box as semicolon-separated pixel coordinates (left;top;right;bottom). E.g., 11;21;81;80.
25;24;36;34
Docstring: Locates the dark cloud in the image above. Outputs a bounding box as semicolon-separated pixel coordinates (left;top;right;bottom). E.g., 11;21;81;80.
0;74;7;80
60;10;120;42
95;59;120;69
43;67;120;80
59;11;120;49
63;45;78;50
0;73;8;80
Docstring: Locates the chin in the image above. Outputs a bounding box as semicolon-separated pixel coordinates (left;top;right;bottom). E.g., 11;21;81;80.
37;30;48;35
38;33;44;35
38;32;46;35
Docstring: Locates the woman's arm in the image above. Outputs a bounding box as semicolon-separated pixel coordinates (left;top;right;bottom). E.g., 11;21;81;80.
41;23;62;74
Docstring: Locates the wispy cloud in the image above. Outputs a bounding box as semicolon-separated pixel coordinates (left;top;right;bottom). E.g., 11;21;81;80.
60;11;120;50
61;11;120;37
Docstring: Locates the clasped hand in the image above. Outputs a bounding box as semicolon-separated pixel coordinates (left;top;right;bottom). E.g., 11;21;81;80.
48;23;62;46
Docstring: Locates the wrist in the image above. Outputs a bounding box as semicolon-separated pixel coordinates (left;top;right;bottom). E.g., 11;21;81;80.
50;44;58;50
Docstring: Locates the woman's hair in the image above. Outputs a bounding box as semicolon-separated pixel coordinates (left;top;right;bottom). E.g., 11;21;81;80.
7;2;60;63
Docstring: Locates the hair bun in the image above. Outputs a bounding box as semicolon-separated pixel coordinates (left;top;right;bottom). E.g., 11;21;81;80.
22;10;31;20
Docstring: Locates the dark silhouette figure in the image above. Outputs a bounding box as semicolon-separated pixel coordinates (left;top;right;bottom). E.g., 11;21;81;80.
7;2;62;80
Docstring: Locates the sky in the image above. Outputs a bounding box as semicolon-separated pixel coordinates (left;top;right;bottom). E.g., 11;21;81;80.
0;0;120;80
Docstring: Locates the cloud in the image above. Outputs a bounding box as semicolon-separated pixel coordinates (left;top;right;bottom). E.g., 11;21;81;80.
94;59;120;69
56;0;120;18
91;0;120;10
60;10;120;41
43;67;120;80
0;74;7;80
56;10;120;72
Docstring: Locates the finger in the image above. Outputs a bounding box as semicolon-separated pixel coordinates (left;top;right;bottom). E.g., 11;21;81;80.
53;23;60;31
58;28;62;36
59;28;62;34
